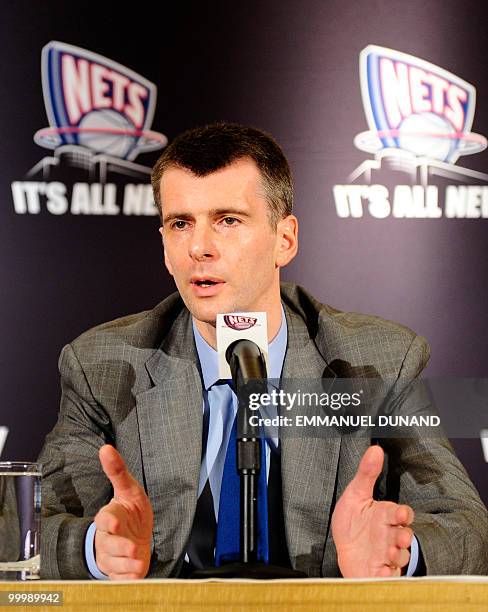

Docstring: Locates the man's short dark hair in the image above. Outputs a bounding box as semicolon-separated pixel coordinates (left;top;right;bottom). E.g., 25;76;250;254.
151;122;293;228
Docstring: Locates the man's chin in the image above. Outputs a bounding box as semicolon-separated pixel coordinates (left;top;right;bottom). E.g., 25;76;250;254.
178;285;251;320
185;297;242;326
183;299;219;326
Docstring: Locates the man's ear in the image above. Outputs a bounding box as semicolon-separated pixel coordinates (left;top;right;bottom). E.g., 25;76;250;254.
159;226;174;276
275;215;298;268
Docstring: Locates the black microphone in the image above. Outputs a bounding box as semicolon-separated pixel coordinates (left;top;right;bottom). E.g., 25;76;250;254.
191;337;308;578
225;339;267;383
225;339;267;563
225;339;268;440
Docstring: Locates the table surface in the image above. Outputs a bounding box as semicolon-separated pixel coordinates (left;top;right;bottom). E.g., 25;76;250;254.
1;577;488;611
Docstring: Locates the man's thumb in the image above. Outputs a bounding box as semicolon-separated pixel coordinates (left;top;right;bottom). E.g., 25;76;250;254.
99;444;142;499
348;445;384;499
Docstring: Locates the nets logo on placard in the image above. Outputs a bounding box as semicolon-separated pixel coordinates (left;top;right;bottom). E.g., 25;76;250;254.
333;46;488;219
11;41;168;216
224;315;258;331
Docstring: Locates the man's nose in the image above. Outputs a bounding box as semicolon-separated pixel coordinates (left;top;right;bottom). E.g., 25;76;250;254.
188;223;218;261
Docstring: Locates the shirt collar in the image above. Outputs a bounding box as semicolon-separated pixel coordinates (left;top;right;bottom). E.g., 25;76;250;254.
192;306;288;390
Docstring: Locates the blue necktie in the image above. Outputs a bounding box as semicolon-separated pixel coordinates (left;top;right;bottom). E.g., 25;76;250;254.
215;394;269;565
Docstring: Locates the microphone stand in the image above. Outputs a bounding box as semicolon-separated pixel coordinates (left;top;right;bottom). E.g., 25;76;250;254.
191;340;306;579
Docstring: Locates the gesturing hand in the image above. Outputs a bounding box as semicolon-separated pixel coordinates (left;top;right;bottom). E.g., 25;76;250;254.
331;445;414;578
94;445;154;580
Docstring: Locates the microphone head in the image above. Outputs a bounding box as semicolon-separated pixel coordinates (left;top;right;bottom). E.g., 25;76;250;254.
225;339;262;364
225;339;267;380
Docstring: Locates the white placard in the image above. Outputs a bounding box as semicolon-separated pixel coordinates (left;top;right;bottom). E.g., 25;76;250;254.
216;312;268;379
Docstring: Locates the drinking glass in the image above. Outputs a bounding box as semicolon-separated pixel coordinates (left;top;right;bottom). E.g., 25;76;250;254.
0;462;41;580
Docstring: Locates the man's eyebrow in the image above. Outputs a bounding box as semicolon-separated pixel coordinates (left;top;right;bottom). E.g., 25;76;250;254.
209;207;251;217
162;212;193;225
162;207;251;225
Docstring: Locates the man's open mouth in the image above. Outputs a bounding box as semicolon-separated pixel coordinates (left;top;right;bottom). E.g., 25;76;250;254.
191;278;224;288
195;280;217;287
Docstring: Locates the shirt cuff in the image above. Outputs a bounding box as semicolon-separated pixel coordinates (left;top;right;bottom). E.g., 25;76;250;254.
84;522;109;580
405;535;419;577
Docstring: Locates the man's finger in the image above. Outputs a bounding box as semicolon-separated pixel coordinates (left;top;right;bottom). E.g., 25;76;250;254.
385;525;413;551
99;445;143;499
98;554;146;576
377;565;401;578
96;532;139;558
94;499;134;534
385;503;415;526
108;572;141;581
388;545;411;568
95;508;123;535
395;526;413;549
348;445;384;498
395;504;415;526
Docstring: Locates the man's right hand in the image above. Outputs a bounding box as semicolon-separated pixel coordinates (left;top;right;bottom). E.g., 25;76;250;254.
94;445;154;580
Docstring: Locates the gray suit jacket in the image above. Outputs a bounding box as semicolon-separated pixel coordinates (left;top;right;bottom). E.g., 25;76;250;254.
38;283;488;579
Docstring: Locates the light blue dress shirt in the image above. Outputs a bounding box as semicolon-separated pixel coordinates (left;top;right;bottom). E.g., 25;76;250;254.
84;305;419;577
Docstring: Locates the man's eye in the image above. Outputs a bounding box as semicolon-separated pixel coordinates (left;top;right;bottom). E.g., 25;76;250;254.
222;217;239;225
173;220;188;229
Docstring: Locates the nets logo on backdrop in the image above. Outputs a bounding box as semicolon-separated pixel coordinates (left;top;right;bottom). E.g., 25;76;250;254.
11;41;167;216
333;45;488;218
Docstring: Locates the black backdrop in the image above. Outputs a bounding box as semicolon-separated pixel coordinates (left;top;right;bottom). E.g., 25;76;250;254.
1;1;487;504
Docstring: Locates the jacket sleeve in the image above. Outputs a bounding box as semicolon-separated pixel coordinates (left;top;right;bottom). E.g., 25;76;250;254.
37;343;114;579
381;335;488;575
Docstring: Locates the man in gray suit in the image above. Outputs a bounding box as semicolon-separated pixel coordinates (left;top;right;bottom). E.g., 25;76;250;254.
38;123;488;580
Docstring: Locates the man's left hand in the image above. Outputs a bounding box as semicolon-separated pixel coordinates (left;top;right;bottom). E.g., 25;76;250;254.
331;445;414;577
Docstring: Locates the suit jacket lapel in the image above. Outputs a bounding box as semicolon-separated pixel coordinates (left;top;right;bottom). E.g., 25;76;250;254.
135;307;203;574
281;303;342;576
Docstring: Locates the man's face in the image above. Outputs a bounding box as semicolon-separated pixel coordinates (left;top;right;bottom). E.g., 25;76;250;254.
159;158;296;328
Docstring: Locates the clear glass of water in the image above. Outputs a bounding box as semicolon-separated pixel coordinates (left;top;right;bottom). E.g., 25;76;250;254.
0;462;41;580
